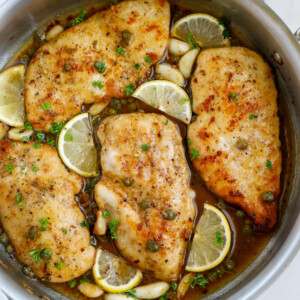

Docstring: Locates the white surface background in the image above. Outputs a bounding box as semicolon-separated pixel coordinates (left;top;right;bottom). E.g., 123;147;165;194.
257;2;300;300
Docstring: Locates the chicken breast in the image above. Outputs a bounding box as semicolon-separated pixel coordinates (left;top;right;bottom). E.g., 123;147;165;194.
25;0;170;132
0;141;95;282
188;47;281;230
94;113;195;281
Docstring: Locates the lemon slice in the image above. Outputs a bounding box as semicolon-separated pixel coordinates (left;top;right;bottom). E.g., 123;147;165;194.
186;203;231;272
58;112;100;177
172;13;230;48
93;249;142;293
132;80;192;124
0;65;26;126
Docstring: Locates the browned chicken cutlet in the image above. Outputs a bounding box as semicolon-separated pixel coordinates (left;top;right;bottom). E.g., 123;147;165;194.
94;113;195;281
187;47;281;230
0;141;95;282
25;0;170;132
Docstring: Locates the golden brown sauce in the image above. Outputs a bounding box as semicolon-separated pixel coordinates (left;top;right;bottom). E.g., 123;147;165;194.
0;2;286;300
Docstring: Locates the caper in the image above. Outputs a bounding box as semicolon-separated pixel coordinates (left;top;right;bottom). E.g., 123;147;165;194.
94;60;105;72
110;98;121;110
216;198;226;210
139;200;150;210
207;271;218;283
162;209;176;220
28;226;39;240
27;47;36;58
236;210;245;218
6;244;14;254
137;109;145;113
262;192;274;202
108;108;117;116
0;232;9;245
23;266;35;278
40;249;51;261
87;214;97;225
122;177;133;187
89;201;98;211
33;29;46;45
121;99;128;105
225;259;236;271
216;265;226;277
191;115;198;122
235;138;248;150
128;103;137;112
243;224;253;234
147;239;160;252
120;30;133;47
128;98;135;103
63;63;72;72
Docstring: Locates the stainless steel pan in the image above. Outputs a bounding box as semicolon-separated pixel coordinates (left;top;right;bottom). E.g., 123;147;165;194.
0;0;299;299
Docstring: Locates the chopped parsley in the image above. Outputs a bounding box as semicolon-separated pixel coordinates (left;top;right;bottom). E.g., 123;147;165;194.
40;218;49;231
41;103;53;110
159;293;169;300
190;148;199;160
32;143;41;149
92;81;104;89
68;280;77;288
165;119;168;125
46;136;56;147
6;163;14;171
186;138;191;146
144;56;152;63
86;181;96;189
15;194;23;207
266;160;272;170
109;219;119;240
65;134;74;142
80;220;89;228
216;231;223;247
187;273;208;289
218;18;230;39
115;46;126;55
151;103;156;108
6;154;10;159
230;93;238;102
79;275;90;284
22;136;29;142
12;142;16;147
55;262;64;269
124;84;136;96
141;144;150;151
186;33;199;49
29;248;43;261
134;63;140;70
24;120;32;130
32;164;38;172
171;282;177;291
121;290;136;299
61;228;67;234
94;60;106;73
102;210;109;218
249;114;258;120
70;10;87;27
50;122;66;135
181;98;189;104
36;131;44;142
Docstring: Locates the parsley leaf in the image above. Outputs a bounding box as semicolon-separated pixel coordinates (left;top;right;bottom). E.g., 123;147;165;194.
6;163;14;171
115;46;126;55
36;131;44;142
181;98;189;104
109;219;119;240
190;148;199;160
187;273;208;289
80;220;89;228
165;120;168;125
144;56;152;63
266;160;272;170
65;134;74;142
102;210;109;218
249;114;258;120
216;231;223;247
15;194;23;207
15;194;21;202
62;228;67;234
171;282;177;291
68;280;77;288
218;17;230;39
55;262;64;269
141;144;150;151
94;60;106;73
121;290;137;299
41;103;53;110
29;248;43;261
124;84;136;96
24;120;33;130
22;136;29;142
229;93;238;103
32;164;38;172
186;138;191;146
80;275;90;284
134;63;140;70
93;81;104;89
151;103;156;108
159;293;169;300
40;218;49;231
70;10;88;27
186;33;199;49
50;122;66;135
46;136;56;147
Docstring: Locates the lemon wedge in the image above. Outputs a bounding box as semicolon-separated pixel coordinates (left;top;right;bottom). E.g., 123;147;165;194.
172;13;230;48
186;203;232;272
93;249;142;293
0;65;26;127
58;112;100;177
132;80;192;124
